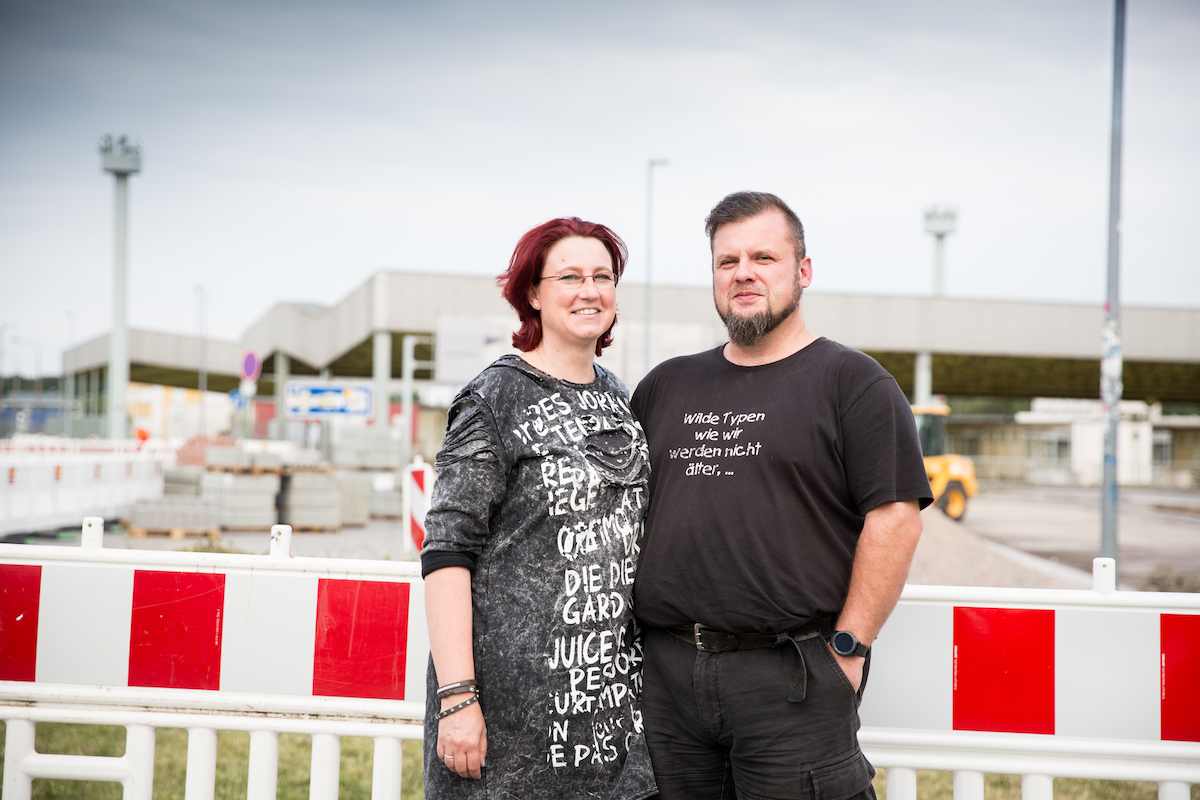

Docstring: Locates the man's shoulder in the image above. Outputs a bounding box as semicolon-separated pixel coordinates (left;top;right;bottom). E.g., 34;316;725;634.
811;338;893;381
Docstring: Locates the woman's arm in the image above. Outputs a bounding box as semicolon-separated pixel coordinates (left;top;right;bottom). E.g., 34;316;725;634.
426;566;487;779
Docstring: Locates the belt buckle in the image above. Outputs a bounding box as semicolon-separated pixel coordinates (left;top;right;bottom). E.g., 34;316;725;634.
694;623;714;652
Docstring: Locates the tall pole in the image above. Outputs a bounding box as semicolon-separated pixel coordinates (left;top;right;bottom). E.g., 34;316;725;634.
644;158;668;379
1100;0;1126;574
110;171;129;439
64;312;74;438
101;134;141;441
196;285;207;437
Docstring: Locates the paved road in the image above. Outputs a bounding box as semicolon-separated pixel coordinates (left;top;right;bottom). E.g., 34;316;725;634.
954;485;1200;590
15;483;1199;593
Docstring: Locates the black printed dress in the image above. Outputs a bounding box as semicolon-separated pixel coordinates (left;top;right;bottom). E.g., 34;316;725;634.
420;355;657;800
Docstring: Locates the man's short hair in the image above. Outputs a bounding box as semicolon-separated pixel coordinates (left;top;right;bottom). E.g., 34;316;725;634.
704;191;806;261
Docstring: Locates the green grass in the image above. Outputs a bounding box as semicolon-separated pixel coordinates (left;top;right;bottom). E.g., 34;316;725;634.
871;769;1200;800
4;722;1197;800
0;721;424;799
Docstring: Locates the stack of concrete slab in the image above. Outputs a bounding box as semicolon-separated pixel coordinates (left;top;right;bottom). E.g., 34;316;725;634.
202;472;280;530
128;496;220;537
334;427;401;470
334;472;371;527
129;467;218;536
205;446;284;473
205;446;252;470
279;472;340;531
370;488;403;518
163;465;206;497
284;449;326;471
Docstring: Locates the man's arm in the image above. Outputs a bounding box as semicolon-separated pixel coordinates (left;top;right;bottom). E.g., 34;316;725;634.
831;499;923;691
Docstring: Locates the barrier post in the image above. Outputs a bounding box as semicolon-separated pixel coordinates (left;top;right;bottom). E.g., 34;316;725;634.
1022;774;1053;800
123;724;157;800
185;727;218;800
2;718;36;800
246;730;280;800
402;457;435;554
886;765;917;800
310;733;342;800
372;736;404;799
954;770;985;800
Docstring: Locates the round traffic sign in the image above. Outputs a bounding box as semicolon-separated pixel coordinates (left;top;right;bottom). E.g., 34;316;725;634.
239;350;262;381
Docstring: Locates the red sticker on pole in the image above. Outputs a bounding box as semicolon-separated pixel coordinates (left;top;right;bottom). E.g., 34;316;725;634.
953;607;1055;734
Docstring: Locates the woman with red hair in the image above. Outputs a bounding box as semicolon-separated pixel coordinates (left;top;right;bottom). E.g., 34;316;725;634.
420;218;656;799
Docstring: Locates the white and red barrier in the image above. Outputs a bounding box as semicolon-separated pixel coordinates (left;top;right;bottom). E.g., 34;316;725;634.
861;564;1200;744
2;526;1198;799
0;435;175;536
0;519;427;708
401;458;435;552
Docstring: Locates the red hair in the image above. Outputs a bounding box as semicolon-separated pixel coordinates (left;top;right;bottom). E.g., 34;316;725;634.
498;217;628;356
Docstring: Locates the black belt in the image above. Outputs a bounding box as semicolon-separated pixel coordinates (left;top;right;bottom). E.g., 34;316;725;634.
665;614;832;653
662;615;833;703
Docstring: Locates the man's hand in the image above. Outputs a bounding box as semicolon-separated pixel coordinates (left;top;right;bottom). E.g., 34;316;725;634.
831;499;922;694
828;645;864;692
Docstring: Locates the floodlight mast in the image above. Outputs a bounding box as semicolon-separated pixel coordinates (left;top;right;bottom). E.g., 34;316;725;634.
100;134;142;440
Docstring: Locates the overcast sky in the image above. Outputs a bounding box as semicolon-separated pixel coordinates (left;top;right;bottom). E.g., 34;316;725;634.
1;0;1197;377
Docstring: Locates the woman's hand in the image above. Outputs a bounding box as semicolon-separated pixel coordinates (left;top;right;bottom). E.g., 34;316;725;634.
437;699;487;779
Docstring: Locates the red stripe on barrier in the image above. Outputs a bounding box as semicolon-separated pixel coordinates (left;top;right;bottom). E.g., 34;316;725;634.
413;470;425;492
1161;614;1200;742
0;564;41;682
411;518;425;551
953;607;1055;735
313;579;410;700
128;571;226;691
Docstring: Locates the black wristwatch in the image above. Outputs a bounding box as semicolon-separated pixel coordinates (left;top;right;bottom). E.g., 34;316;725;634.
830;630;869;658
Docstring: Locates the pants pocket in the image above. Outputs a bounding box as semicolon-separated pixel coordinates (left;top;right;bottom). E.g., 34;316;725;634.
809;751;876;800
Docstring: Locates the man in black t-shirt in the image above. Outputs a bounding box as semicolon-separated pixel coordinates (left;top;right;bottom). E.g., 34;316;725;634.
631;191;932;800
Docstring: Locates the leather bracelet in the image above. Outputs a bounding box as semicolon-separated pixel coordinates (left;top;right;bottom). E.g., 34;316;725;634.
436;679;478;699
436;693;479;720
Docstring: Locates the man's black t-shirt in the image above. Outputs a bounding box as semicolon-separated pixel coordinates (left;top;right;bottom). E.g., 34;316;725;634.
630;338;932;634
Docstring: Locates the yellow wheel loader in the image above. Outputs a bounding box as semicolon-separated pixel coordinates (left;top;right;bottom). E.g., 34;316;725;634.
911;403;978;521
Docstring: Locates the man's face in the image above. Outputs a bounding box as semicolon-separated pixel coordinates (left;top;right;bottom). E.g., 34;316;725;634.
711;209;812;347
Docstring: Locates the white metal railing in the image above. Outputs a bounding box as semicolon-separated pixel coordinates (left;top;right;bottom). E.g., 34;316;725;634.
1;688;423;800
3;523;1199;800
1;519;424;799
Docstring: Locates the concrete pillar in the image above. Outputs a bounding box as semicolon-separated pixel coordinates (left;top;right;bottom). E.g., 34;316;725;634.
274;351;289;440
318;368;332;461
373;331;391;427
914;351;932;405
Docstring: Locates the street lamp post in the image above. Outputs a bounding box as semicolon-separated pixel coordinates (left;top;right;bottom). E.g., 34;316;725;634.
916;207;956;405
644;157;668;379
100;134;142;440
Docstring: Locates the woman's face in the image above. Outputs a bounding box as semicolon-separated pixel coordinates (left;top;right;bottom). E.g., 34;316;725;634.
528;236;617;352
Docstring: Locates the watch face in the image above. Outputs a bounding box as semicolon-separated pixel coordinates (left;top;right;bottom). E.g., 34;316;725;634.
832;631;856;655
